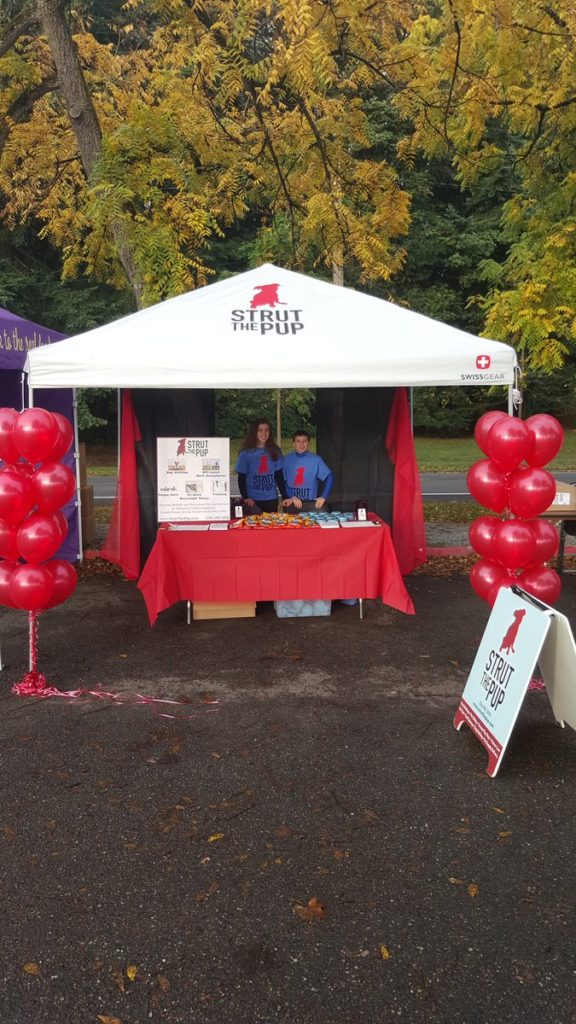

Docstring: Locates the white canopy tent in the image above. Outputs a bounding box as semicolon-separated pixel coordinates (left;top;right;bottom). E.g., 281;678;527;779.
25;264;518;395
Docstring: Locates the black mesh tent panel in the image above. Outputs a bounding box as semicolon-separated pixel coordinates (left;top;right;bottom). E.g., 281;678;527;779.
316;388;395;523
131;389;215;565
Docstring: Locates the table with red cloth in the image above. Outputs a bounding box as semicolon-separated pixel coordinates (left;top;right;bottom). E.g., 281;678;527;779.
137;516;415;625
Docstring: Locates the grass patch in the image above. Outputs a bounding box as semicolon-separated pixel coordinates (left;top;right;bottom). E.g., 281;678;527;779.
415;429;576;472
85;429;576;478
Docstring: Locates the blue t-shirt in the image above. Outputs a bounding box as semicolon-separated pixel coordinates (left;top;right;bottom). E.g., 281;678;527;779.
283;451;331;501
235;447;284;501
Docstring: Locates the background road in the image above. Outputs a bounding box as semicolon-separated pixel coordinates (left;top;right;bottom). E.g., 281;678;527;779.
90;471;576;505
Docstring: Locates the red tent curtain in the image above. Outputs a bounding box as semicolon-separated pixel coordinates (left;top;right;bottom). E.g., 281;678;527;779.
98;390;141;580
385;388;427;574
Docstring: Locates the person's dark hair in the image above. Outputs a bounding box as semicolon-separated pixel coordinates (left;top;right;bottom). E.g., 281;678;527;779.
240;419;282;461
292;429;310;441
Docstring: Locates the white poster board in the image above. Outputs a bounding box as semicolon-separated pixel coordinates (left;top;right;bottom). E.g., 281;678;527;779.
157;437;230;522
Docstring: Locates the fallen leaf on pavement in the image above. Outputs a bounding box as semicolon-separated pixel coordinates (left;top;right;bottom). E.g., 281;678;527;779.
97;1016;122;1024
111;967;125;992
492;807;505;814
468;884;479;898
379;945;391;960
207;833;224;843
126;965;138;981
448;877;464;885
294;897;326;922
23;962;40;976
156;974;170;993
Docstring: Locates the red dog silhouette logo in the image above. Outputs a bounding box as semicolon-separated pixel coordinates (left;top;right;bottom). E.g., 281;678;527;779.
250;284;286;309
258;455;269;474
293;467;305;487
176;438;186;456
500;609;526;655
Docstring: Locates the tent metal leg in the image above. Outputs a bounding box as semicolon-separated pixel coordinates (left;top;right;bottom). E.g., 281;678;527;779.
359;599;363;620
187;601;191;625
0;642;3;671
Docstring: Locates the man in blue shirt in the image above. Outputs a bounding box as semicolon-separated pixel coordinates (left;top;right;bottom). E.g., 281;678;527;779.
282;431;333;512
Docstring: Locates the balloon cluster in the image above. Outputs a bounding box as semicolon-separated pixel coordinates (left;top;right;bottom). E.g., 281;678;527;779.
467;412;564;607
0;408;77;612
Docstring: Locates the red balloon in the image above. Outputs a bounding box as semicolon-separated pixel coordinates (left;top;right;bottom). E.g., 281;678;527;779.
17;512;62;564
468;515;498;558
0;517;19;561
12;461;35;478
487;579;516;607
518;565;562;606
466;459;509;513
0;559;18;607
0;408;20;464
0;468;35;525
491;519;537;570
32;461;76;513
9;563;54;611
44;559;77;609
50;413;74;461
470;558;509;602
474;411;507;456
527;519;559;566
487;416;531;472
13;408;58;464
54;509;69;542
525;414;564;468
508;467;556;519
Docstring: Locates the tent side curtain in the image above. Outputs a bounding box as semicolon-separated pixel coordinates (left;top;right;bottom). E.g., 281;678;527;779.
385;389;427;574
97;390;141;580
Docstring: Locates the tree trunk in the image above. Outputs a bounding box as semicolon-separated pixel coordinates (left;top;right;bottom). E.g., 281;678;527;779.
36;0;145;307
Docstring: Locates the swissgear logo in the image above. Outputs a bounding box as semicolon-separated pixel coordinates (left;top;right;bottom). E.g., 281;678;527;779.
231;283;304;335
476;354;491;369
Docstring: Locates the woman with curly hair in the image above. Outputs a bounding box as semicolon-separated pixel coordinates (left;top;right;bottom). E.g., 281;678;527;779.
235;419;287;513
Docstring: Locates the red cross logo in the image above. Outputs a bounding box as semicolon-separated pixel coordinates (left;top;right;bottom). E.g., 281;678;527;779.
476;355;491;370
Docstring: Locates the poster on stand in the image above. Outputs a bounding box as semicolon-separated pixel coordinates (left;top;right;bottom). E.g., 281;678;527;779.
157;437;230;522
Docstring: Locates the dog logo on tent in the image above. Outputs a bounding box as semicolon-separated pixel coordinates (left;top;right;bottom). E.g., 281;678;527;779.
176;438;186;456
500;609;526;655
293;467;305;487
250;284;286;309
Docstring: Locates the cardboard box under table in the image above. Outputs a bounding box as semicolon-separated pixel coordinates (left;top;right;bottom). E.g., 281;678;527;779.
137;517;415;625
541;483;576;573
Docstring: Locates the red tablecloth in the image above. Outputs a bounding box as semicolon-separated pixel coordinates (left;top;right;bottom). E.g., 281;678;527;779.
138;518;415;624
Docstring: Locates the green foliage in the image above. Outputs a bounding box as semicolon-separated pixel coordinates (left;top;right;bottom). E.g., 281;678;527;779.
216;389;314;442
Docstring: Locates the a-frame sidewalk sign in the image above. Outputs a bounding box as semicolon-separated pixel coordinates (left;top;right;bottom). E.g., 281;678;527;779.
454;585;576;777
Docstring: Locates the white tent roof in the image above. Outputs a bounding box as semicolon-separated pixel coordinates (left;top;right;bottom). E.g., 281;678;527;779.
25;263;517;389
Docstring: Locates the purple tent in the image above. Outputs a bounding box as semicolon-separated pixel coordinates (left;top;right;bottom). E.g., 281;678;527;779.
0;308;80;561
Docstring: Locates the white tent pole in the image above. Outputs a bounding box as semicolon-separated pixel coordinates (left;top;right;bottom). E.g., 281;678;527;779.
508;384;514;415
72;388;84;561
276;390;282;447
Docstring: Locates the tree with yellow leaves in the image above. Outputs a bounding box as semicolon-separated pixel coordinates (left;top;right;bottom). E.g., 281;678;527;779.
392;0;576;375
0;0;415;306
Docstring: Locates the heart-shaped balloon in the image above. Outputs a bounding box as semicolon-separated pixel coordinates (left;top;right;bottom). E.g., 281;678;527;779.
0;408;20;464
33;462;76;514
43;559;77;609
13;408;58;464
9;563;54;611
0;468;35;525
17;512;63;564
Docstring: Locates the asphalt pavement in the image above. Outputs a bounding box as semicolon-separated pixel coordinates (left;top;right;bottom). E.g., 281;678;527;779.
1;571;576;1022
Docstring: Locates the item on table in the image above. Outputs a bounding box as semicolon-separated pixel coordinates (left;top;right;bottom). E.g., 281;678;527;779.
229;512;319;530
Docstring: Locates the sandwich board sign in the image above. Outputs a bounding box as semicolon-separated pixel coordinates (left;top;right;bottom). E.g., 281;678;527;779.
454;585;576;777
